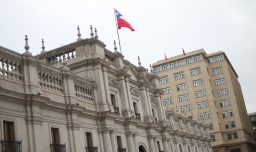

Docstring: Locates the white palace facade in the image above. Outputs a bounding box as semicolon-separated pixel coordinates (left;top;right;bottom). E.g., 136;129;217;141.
0;28;212;152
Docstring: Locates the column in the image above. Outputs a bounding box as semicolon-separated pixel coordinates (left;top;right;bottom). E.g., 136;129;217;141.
110;131;117;152
163;139;169;152
148;136;156;152
102;130;113;152
126;132;135;152
133;134;138;152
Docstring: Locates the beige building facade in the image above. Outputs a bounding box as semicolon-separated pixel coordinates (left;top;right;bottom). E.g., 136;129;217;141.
0;29;211;152
152;49;256;152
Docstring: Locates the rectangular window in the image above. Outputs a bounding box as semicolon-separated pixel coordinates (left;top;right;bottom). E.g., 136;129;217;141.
195;90;206;98
214;78;225;86
179;94;189;102
180;104;192;113
217;88;228;97
208;123;213;130
225;121;236;129
161;98;174;106
212;66;223;75
110;94;116;106
86;132;93;147
133;102;138;113
162;87;170;94
193;79;204;87
227;132;238;140
198;101;209;109
220;99;231;107
159;76;168;84
174;71;185;80
176;83;187;91
199;112;211;120
117;136;122;149
3;121;15;141
208;55;224;63
51;128;60;145
210;134;215;141
190;67;201;76
222;110;233;118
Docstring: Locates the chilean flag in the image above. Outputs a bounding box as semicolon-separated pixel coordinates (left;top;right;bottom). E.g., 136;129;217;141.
115;9;135;32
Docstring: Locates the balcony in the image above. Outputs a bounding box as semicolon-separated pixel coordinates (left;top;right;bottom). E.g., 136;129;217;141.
86;146;98;152
50;144;66;152
114;106;120;113
135;113;141;120
117;148;126;152
0;140;22;152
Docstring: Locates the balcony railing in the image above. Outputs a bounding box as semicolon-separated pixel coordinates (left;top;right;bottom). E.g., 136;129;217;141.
86;146;98;152
50;144;66;152
114;106;119;113
0;140;22;152
135;113;141;120
117;148;126;152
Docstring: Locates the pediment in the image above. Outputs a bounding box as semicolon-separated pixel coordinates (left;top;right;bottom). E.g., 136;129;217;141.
130;87;140;97
108;77;121;89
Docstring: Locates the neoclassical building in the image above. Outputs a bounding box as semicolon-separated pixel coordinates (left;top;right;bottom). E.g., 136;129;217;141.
0;27;212;152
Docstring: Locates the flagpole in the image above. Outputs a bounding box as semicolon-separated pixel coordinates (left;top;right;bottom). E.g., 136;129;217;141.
114;9;122;53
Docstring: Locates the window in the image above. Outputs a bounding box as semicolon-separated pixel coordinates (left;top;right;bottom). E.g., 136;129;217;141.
3;121;15;141
188;146;191;152
193;79;204;87
217;88;228;97
51;128;60;145
117;136;123;149
198;101;208;109
208;123;213;130
195;90;206;98
179;94;189;102
174;71;185;80
110;94;116;106
162;87;170;94
153;66;161;73
176;83;187;91
212;66;223;75
214;78;225;86
208;55;224;63
159;76;168;84
199;112;211;120
180;104;192;113
227;132;238;140
191;67;201;76
161;98;173;106
230;148;241;152
222;110;233;118
157;141;161;151
225;121;236;129
210;134;215;141
86;132;93;148
133;102;138;114
220;99;231;107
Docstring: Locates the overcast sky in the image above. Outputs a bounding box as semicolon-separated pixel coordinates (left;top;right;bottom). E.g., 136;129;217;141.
0;0;255;113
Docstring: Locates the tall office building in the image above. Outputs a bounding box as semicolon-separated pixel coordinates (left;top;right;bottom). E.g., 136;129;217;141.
152;49;256;152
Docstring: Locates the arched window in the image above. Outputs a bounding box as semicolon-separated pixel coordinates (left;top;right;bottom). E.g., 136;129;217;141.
195;146;198;152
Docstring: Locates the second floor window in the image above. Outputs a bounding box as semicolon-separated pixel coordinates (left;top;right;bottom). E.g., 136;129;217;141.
227;132;238;140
